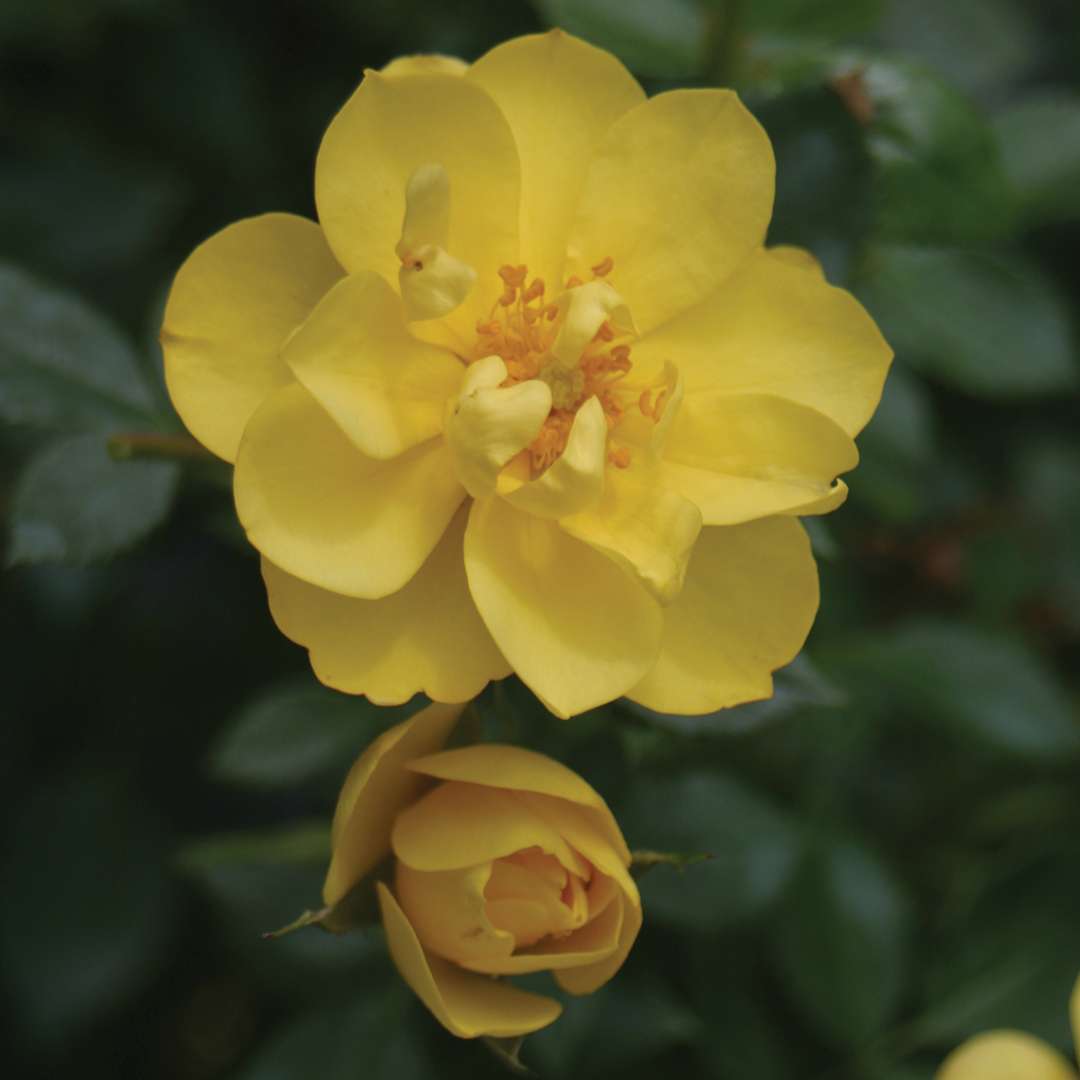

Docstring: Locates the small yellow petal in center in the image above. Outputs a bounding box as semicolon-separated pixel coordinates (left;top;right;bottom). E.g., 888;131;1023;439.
395;163;476;321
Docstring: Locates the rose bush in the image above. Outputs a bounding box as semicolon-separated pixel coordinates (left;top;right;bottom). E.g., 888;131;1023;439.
322;700;640;1038
937;974;1080;1079
161;30;892;718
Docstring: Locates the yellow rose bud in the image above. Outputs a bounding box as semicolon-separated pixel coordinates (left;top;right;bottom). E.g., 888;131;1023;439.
323;701;641;1039
935;973;1080;1079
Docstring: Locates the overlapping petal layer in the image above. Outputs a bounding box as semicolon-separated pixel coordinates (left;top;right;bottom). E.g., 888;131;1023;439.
635;246;892;437
468;31;643;288
560;466;703;603
235;383;464;598
405;742;631;863
629;517;818;714
323;701;461;906
161;213;343;462
315;71;520;338
378;883;562;1038
262;508;509;704
659;392;859;525
567;89;775;334
464;496;663;718
394;861;514;967
284;271;464;459
392;781;590;879
555;889;642;996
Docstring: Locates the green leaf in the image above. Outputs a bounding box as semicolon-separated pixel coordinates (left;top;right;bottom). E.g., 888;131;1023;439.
178;821;332;874
618;771;802;931
209;681;420;790
531;0;705;77
177;821;381;991
739;0;883;38
685;946;795;1080
851;366;935;522
874;0;1038;104
0;771;178;1045
177;821;332;944
859;60;1013;245
234;988;428;1080
1016;440;1080;634
772;836;913;1045
912;857;1080;1051
993;91;1080;225
834;619;1080;760
858;246;1077;398
0;262;159;431
6;433;178;566
0;138;184;281
528;969;700;1076
761;84;874;281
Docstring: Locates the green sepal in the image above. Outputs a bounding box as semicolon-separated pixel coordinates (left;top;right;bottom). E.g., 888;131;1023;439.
630;849;714;879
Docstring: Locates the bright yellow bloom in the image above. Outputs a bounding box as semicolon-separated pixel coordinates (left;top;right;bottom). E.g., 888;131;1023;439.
937;975;1080;1080
162;31;891;717
323;701;640;1038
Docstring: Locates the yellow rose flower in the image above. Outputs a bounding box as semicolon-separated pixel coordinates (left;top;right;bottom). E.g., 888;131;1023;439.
937;975;1080;1079
161;31;892;718
322;700;640;1038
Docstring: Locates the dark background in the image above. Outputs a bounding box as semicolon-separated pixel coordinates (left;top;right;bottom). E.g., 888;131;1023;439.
2;1;1079;1078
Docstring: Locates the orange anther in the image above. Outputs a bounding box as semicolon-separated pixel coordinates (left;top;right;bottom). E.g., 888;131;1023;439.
523;306;539;325
611;345;631;364
653;389;668;418
565;274;583;289
639;390;653;416
498;287;517;307
498;264;528;287
594;321;615;343
591;255;614;277
543;303;559;321
609;447;632;469
522;278;545;302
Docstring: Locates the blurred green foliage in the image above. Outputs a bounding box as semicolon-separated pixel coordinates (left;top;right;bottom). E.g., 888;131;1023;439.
2;1;1079;1078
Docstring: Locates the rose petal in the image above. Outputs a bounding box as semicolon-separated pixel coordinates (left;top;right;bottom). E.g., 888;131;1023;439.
406;742;630;864
392;781;590;879
464;495;662;717
628;517;818;714
937;1032;1078;1080
315;71;519;340
566;89;774;334
161;213;342;462
322;702;462;905
284;271;464;460
261;507;509;705
234;383;464;599
377;883;562;1038
468;30;644;287
634;246;892;438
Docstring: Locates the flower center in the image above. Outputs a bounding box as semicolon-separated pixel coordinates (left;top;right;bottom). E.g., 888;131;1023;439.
484;847;591;948
472;259;663;475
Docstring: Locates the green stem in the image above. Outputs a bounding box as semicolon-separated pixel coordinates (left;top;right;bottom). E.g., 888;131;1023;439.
107;431;212;463
705;0;745;86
